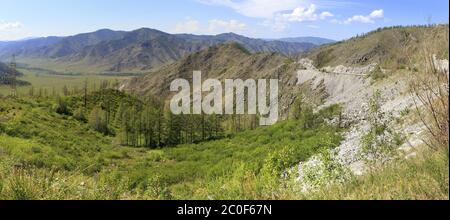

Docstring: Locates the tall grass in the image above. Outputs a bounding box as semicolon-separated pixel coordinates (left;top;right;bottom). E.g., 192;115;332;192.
304;147;448;200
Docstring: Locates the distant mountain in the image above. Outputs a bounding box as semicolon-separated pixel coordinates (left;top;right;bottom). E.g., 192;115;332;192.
0;36;63;59
0;29;127;59
178;32;316;55
276;37;336;45
0;28;316;73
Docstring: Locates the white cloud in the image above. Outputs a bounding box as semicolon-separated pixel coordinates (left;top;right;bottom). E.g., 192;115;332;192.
196;0;352;33
197;0;348;20
261;19;289;33
280;4;319;22
320;11;334;19
370;9;384;18
173;18;248;35
208;19;247;34
0;21;27;41
197;0;307;18
264;4;333;32
330;18;340;23
173;17;201;34
342;9;384;24
279;4;334;22
0;21;22;31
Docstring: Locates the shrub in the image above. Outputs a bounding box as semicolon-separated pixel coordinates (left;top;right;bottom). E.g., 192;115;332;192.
55;97;71;115
143;174;172;200
73;108;87;122
298;149;352;193
360;91;404;167
369;65;387;82
410;53;449;150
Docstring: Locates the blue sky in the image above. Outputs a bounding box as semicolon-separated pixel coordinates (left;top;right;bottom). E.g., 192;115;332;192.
0;0;448;41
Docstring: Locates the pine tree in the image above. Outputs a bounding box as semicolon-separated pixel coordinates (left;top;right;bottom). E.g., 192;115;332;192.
84;78;88;109
88;106;108;135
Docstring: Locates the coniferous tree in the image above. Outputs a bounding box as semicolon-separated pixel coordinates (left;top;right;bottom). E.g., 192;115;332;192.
62;85;69;96
84;79;88;109
89;106;109;135
28;86;34;97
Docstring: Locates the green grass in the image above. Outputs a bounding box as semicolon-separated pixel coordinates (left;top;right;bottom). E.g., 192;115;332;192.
17;58;150;75
0;95;344;199
0;68;128;96
1;91;447;200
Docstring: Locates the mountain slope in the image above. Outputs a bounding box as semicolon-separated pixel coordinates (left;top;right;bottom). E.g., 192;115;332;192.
121;42;309;115
0;28;315;73
0;37;62;59
0;29;126;60
304;25;449;68
179;32;316;55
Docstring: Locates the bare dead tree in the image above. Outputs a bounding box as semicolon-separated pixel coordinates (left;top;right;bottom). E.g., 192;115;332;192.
410;25;449;150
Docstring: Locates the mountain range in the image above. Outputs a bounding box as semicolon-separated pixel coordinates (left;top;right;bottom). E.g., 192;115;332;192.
0;28;322;73
276;36;335;45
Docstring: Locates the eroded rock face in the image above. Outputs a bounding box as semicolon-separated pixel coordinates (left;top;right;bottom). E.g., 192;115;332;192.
293;58;429;189
297;58;375;120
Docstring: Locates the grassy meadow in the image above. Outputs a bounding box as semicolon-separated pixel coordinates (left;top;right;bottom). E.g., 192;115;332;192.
0;68;128;97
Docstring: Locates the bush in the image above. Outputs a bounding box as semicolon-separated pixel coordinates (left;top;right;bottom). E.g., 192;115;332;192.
55;97;71;115
360;91;404;167
73;108;87;122
369;65;387;82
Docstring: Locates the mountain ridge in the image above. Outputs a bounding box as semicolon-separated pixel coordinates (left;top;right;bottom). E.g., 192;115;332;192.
0;28;316;73
303;25;449;68
276;36;336;45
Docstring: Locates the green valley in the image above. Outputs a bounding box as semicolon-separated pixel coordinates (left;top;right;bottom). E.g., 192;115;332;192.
0;89;343;199
0;24;448;201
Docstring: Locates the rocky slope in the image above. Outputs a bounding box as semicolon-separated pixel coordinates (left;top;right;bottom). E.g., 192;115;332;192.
292;25;449;190
296;58;424;175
